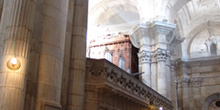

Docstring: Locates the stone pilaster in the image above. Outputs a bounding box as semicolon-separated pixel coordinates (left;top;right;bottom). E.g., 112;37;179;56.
67;0;88;110
190;77;203;109
0;0;36;110
35;0;69;109
170;61;178;110
182;78;190;110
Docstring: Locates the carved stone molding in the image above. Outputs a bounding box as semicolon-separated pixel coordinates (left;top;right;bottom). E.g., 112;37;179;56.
138;50;151;63
86;59;173;110
176;77;203;87
152;20;176;36
170;60;179;70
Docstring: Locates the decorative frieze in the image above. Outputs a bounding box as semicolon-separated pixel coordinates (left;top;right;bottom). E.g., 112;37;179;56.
175;77;203;87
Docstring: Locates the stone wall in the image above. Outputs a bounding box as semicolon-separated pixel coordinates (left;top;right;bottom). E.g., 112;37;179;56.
174;57;220;110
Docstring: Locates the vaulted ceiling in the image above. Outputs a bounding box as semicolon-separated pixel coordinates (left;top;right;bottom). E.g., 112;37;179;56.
88;0;220;58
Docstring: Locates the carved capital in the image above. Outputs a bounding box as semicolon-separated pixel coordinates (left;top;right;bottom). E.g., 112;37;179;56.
153;49;170;62
190;77;203;87
181;78;190;87
138;50;151;63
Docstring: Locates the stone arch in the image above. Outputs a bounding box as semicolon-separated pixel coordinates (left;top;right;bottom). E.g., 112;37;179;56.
202;93;220;110
185;21;220;57
185;22;208;57
166;0;191;22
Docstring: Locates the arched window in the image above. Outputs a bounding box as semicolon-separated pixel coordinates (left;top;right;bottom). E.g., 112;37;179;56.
210;43;217;55
105;52;112;62
119;57;125;70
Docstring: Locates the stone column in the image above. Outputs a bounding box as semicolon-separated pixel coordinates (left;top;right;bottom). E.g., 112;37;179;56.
131;21;176;96
138;50;151;86
155;49;169;97
151;56;157;90
166;54;172;99
60;0;74;109
0;0;36;110
152;21;175;98
130;23;152;87
67;0;88;109
35;0;69;109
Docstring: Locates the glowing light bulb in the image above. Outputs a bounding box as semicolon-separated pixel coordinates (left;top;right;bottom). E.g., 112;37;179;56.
159;107;163;110
10;58;17;65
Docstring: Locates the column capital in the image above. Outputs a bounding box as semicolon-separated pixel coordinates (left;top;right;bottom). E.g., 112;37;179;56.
138;50;151;63
181;78;190;87
153;49;170;62
152;20;176;35
190;77;203;87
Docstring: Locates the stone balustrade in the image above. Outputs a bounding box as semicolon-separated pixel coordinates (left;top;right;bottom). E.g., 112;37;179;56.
86;58;173;110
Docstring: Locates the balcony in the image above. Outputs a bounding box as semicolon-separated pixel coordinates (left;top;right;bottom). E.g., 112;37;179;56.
85;58;172;110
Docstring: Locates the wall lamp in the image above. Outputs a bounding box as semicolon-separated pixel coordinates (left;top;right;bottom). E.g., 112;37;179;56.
7;57;21;70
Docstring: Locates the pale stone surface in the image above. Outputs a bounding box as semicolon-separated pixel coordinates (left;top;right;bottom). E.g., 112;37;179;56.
131;21;176;99
66;0;88;110
0;0;36;110
0;0;219;110
34;0;69;110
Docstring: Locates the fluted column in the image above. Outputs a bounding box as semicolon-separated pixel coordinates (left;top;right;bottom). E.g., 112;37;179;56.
138;50;151;86
0;0;36;110
35;0;69;109
67;0;88;109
